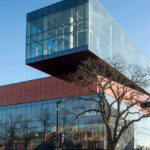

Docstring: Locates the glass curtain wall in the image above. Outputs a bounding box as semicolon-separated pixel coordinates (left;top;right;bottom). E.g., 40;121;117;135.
0;96;103;150
26;0;89;60
89;0;150;92
0;94;136;150
89;0;150;69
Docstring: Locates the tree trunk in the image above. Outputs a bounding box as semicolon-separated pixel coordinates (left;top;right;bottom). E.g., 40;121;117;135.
106;130;117;150
24;142;28;150
43;127;46;150
44;127;46;143
107;142;116;150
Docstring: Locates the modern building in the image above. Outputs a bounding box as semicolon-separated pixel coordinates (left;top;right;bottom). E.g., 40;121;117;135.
0;0;150;149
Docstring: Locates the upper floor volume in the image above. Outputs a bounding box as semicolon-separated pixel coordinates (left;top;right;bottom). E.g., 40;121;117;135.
26;0;150;76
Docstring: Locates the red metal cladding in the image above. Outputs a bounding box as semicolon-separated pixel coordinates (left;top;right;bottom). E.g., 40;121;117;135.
50;84;57;99
0;76;97;106
40;78;46;100
20;82;26;104
25;81;31;103
3;86;8;106
16;83;21;104
35;79;41;101
7;85;11;105
46;76;57;85
30;80;36;101
56;83;63;98
0;86;4;105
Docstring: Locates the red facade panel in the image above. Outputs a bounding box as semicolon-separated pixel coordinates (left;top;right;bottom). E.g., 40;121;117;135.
11;85;15;105
30;80;36;102
56;84;63;98
13;84;18;105
62;81;74;97
0;87;2;105
35;79;41;101
46;76;56;85
45;84;51;100
16;83;21;104
2;86;7;106
20;82;26;104
56;77;63;84
46;84;57;100
0;76;95;106
7;85;11;105
0;86;4;106
40;78;46;100
25;81;31;103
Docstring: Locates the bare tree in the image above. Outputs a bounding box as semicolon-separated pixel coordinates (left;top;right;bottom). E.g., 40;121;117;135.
69;56;150;150
60;108;72;127
38;107;51;145
21;118;33;150
1;115;22;150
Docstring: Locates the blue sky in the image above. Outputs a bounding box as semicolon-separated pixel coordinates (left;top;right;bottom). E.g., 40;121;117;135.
0;0;150;86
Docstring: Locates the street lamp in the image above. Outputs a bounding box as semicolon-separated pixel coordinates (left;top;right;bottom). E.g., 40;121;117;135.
56;100;64;150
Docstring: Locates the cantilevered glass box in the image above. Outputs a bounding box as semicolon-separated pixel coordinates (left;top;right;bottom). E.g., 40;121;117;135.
26;0;90;75
26;0;150;76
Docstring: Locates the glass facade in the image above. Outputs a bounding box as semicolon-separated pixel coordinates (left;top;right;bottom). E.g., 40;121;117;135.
24;0;150;148
0;94;134;150
26;0;150;91
89;0;150;69
88;0;150;93
26;0;150;70
26;0;89;61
